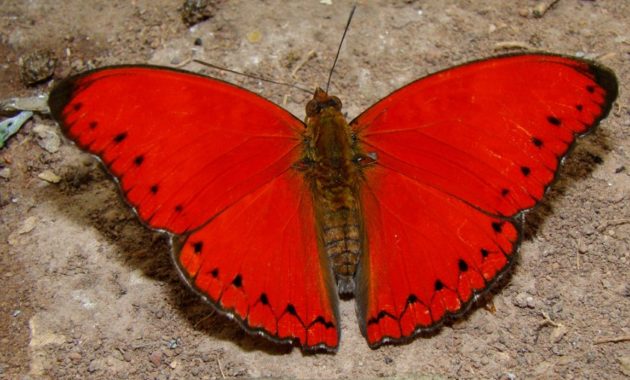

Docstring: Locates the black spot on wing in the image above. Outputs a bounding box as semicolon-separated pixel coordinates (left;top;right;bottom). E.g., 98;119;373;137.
134;155;144;166
113;132;127;143
492;222;503;233
232;274;242;288
521;166;531;176
286;304;297;315
532;137;543;147
458;259;468;272
259;293;269;305
547;116;561;126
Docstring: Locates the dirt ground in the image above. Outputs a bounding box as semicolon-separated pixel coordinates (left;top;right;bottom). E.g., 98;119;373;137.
1;0;628;378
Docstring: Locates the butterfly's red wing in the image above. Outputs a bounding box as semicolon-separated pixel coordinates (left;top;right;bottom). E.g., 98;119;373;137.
176;169;339;349
351;54;617;347
49;67;339;350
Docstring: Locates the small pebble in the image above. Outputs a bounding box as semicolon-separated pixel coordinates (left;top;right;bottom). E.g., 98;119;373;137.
0;168;10;179
18;51;57;86
38;170;61;183
513;292;536;309
247;30;262;43
577;240;588;254
18;216;37;234
149;351;162;367
181;0;215;26
87;359;99;373
68;352;82;362
33;124;61;153
550;325;568;343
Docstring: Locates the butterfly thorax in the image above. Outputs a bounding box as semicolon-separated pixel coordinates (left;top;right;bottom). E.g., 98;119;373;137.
301;88;365;296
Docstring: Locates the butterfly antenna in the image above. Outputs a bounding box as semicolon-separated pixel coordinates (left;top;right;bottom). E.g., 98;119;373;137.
325;5;356;94
193;59;313;94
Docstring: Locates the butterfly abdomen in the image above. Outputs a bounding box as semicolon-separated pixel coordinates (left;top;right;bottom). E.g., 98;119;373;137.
303;88;365;295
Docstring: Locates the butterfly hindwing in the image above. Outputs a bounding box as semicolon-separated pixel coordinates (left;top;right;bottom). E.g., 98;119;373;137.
352;54;617;347
357;165;519;345
176;169;340;350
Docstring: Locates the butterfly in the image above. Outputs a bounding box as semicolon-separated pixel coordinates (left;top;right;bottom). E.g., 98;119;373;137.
48;53;617;351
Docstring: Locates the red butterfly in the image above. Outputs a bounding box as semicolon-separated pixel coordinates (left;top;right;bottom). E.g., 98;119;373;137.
48;53;617;351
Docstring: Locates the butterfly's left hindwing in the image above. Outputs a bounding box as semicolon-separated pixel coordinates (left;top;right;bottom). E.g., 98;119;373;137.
176;169;340;350
352;54;617;347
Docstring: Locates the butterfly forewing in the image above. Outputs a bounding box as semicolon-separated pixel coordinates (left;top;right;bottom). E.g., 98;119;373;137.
49;67;304;234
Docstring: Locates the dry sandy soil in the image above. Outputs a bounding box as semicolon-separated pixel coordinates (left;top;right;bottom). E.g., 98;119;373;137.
1;0;629;378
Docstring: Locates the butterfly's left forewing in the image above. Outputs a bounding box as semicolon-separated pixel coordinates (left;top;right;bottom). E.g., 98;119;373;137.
49;67;304;234
352;54;617;347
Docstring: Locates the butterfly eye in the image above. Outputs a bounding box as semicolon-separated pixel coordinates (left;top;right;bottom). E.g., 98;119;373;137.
330;96;342;111
306;99;318;117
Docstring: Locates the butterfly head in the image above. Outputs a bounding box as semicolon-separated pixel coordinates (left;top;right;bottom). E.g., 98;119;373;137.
306;88;342;118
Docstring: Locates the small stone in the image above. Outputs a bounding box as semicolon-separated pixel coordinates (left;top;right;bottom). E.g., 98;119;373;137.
0;168;10;179
550;325;568;343
513;292;534;308
87;359;99;373
38;170;61;183
526;296;535;308
71;59;85;72
68;352;82;362
122;350;132;362
33;124;61;153
247;30;262;44
18;216;37;234
577;240;588;254
181;0;215;27
167;338;179;349
169;360;178;369
149;351;162;367
18;51;57;86
384;356;393;364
